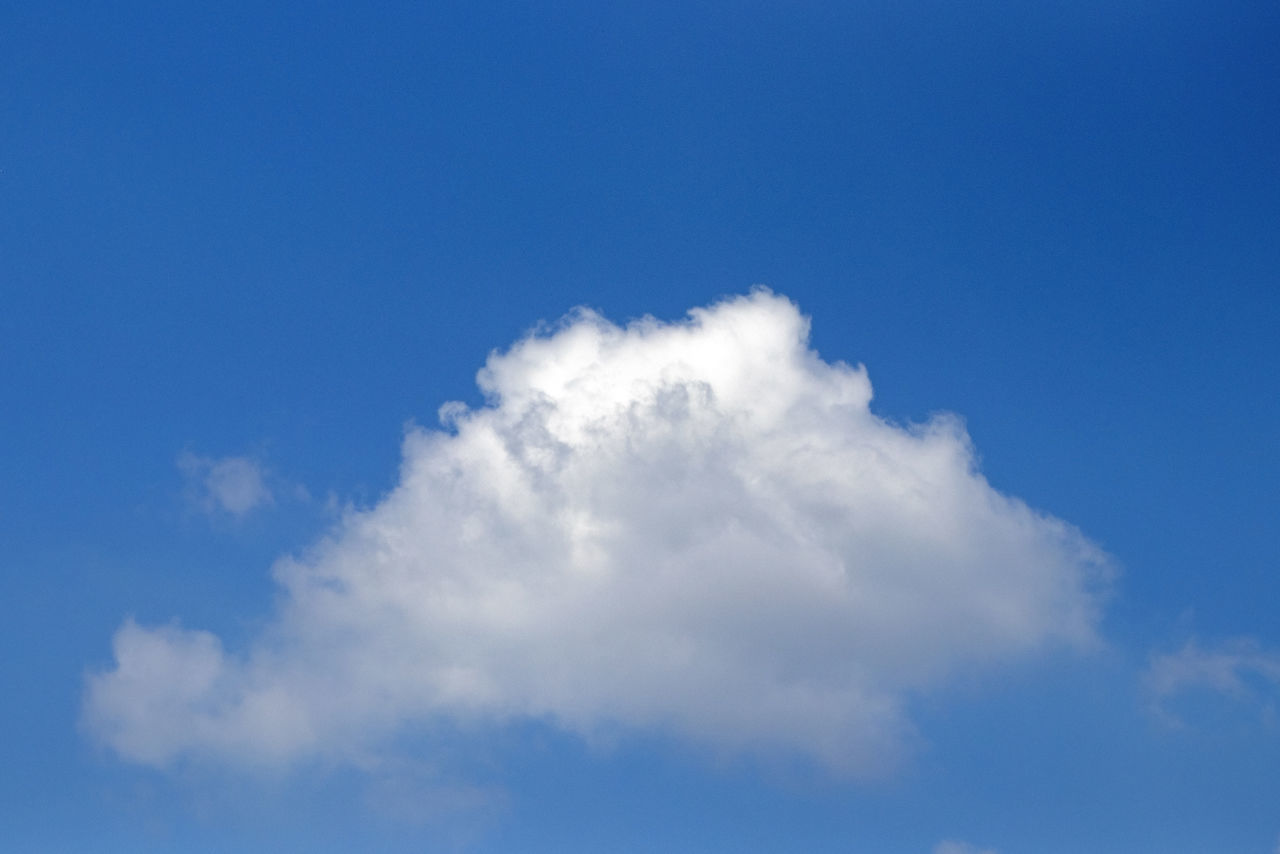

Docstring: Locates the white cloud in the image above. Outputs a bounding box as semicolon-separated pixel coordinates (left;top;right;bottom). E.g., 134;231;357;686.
85;290;1110;774
933;841;998;854
178;451;273;518
1144;637;1280;726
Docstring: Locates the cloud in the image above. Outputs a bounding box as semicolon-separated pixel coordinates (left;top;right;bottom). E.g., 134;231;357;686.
85;290;1109;775
933;841;997;854
1144;637;1280;726
178;451;274;518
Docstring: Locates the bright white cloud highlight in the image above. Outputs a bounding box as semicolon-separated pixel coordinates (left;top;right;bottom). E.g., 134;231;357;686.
178;451;273;517
86;291;1109;774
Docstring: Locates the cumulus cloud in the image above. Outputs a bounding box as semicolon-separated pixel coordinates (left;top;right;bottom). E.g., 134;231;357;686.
933;841;998;854
178;451;274;518
1144;637;1280;726
85;290;1109;774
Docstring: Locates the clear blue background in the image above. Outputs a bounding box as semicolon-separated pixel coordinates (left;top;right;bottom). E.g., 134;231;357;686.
3;1;1278;851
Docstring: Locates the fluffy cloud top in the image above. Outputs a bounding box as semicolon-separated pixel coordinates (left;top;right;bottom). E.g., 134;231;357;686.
178;452;273;518
85;291;1109;774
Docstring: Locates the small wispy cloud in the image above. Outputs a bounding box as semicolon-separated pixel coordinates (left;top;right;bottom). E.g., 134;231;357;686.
1144;637;1280;727
933;841;997;854
177;451;274;518
362;766;507;828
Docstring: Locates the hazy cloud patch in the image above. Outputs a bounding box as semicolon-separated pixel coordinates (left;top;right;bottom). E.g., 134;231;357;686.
178;451;274;518
87;291;1110;776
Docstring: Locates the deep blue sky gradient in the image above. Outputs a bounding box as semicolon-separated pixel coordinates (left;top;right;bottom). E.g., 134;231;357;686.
3;2;1279;851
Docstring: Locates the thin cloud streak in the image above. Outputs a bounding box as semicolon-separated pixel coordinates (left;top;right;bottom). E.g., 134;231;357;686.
1144;637;1280;727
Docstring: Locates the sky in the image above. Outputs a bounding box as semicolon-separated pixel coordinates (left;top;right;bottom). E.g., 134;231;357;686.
2;1;1279;852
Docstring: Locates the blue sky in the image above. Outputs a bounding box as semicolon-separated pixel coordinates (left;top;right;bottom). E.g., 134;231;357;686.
3;2;1279;851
